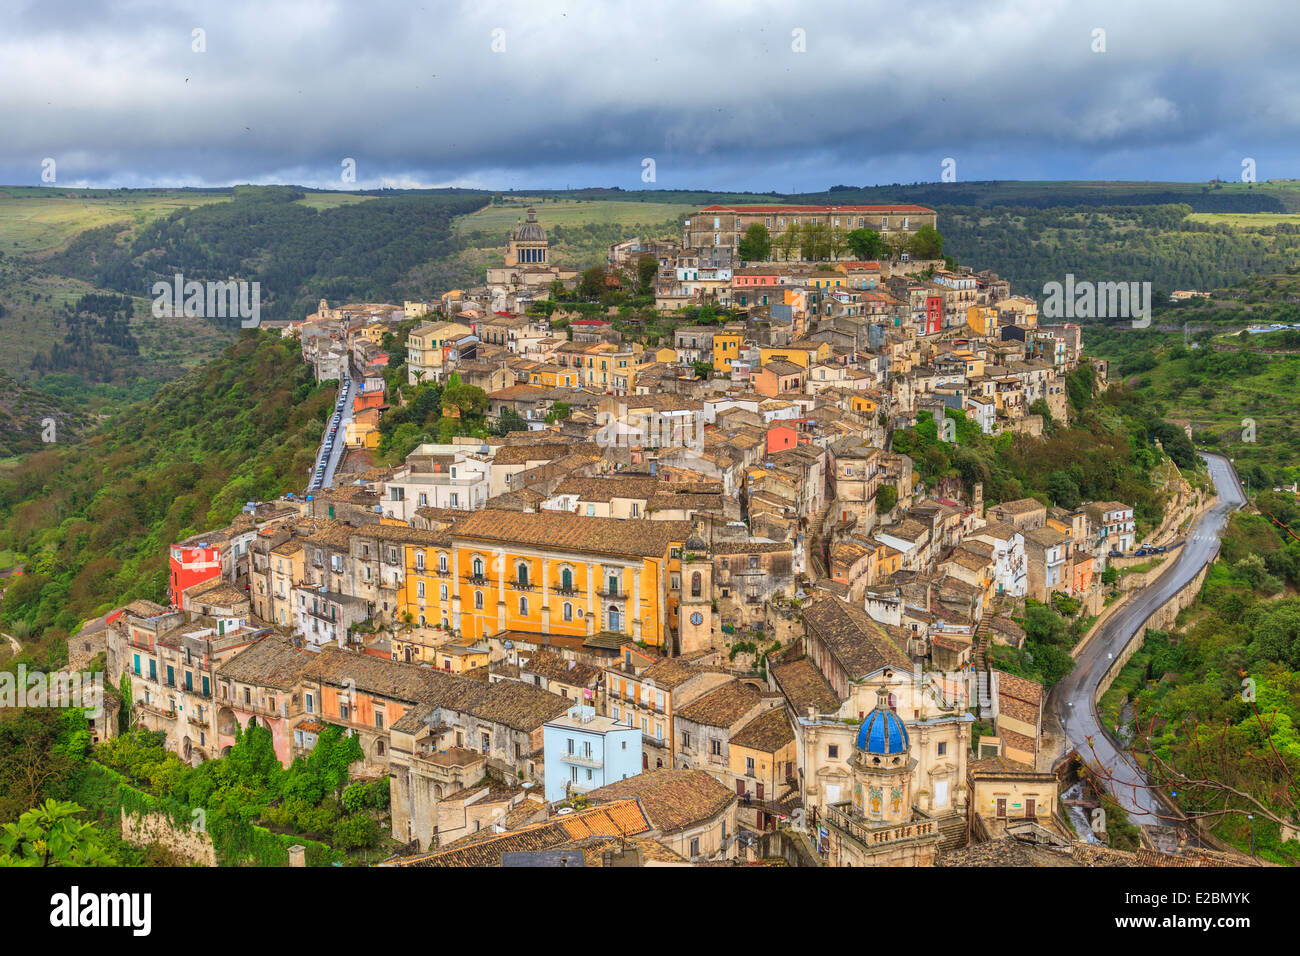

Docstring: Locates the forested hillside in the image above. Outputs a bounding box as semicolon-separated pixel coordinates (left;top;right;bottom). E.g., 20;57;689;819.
46;186;488;326
939;204;1300;296
0;332;333;659
1087;275;1300;492
0;373;91;459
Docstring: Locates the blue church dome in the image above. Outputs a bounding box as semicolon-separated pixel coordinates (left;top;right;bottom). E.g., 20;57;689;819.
856;697;909;755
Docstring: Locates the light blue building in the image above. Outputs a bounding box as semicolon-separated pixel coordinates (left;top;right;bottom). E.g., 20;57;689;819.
543;705;642;803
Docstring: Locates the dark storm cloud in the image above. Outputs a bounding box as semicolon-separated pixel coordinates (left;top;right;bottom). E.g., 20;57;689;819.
2;0;1297;189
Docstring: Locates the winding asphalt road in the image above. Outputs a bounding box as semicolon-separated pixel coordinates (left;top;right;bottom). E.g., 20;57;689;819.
1045;452;1245;827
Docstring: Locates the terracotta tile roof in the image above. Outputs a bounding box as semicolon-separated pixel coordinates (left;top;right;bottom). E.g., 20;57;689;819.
520;649;599;687
217;636;315;689
969;754;1039;776
586;769;734;833
711;541;791;555
393;800;651;867
801;596;910;680
183;576;249;605
451;510;692;559
990;497;1045;515
997;726;1037;756
937;838;1080;867
494;442;600;465
675;681;762;729
312;645;440;703
729;707;795;753
770;659;841;714
995;670;1044;707
632;658;710;691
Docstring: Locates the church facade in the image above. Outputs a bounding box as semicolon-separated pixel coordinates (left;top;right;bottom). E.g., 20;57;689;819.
485;207;579;298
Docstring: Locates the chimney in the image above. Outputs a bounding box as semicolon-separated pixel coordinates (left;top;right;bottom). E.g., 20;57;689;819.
287;844;306;867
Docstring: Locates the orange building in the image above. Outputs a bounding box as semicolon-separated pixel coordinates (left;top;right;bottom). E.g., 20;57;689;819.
402;511;693;651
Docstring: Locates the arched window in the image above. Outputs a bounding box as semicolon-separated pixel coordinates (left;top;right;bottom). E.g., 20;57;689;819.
690;571;702;598
377;740;385;756
516;563;529;587
415;550;425;571
563;602;573;622
561;567;573;591
438;552;448;572
519;596;529;616
472;556;484;577
474;591;484;610
608;606;621;632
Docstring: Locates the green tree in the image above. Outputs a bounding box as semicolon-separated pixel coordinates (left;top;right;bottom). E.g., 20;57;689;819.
737;224;772;262
495;407;529;435
876;485;898;513
636;256;658;292
578;266;607;300
0;799;116;867
1046;470;1082;509
775;226;800;261
441;375;488;420
846;228;884;260
118;673;133;735
907;225;944;260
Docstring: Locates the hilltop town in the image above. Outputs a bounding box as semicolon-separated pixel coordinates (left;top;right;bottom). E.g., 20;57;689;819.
77;203;1207;868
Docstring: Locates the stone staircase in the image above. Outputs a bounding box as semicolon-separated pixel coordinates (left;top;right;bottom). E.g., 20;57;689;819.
971;613;991;676
934;813;968;853
806;503;833;580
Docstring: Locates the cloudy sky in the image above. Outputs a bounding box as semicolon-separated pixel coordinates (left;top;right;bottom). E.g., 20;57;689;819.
3;0;1298;191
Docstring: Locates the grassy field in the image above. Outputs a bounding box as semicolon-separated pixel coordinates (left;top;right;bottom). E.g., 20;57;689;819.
0;188;378;256
0;190;231;255
293;192;378;211
453;197;697;237
1186;212;1300;230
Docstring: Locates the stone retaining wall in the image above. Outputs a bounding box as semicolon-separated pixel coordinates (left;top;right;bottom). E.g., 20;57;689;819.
120;808;217;866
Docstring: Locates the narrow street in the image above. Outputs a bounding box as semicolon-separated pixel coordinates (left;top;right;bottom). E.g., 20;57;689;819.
1046;452;1245;829
311;363;356;492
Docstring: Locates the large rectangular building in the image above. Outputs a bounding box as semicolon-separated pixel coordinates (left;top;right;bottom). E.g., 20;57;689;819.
683;204;937;261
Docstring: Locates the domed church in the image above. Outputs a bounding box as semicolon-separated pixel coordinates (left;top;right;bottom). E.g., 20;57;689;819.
505;207;549;267
823;685;946;866
486;206;578;296
850;687;916;827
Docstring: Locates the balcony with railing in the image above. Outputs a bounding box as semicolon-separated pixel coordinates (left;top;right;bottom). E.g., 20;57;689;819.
823;803;936;850
560;750;602;769
136;700;176;720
